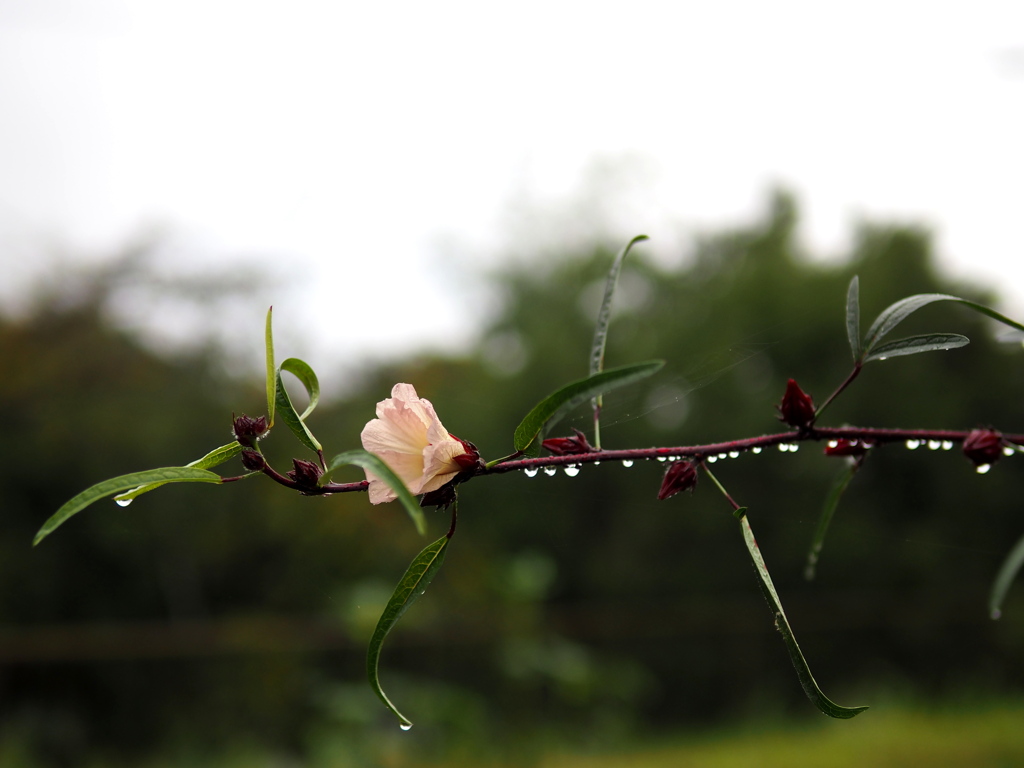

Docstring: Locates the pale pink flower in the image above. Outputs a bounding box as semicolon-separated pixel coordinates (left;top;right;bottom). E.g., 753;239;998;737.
360;383;469;504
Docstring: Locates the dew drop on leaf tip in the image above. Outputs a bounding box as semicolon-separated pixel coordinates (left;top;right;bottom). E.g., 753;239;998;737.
400;723;413;732
115;498;132;508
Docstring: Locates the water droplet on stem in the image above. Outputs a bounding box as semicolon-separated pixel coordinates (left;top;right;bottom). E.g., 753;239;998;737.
976;464;992;474
621;460;634;468
523;468;538;478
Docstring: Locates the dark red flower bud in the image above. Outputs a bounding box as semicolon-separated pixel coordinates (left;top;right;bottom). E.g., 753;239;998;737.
420;483;458;510
963;428;1004;468
657;460;699;501
824;438;868;457
777;379;816;428
233;414;269;447
450;435;485;471
287;458;324;492
542;428;596;456
240;448;266;472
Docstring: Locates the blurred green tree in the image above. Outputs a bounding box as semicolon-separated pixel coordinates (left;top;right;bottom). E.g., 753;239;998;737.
4;192;1024;765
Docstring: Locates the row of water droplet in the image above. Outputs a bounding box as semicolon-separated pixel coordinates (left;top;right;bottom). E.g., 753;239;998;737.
519;445;777;477
903;438;1016;474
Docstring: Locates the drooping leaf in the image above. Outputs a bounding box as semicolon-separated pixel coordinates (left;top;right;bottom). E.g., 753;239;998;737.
862;333;970;363
589;235;648;450
738;510;867;718
275;357;322;455
326;449;426;535
35;467;223;546
989;532;1024;620
805;464;858;581
862;293;1024;359
113;442;244;505
846;276;861;362
513;361;664;456
265;307;276;427
367;533;450;728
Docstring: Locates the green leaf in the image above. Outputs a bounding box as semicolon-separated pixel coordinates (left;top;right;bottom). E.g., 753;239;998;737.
862;293;1024;359
589;235;648;450
513;360;664;456
590;235;649;377
367;533;450;728
738;511;867;719
863;333;969;363
265;307;276;427
113;442;244;505
990;532;1024;620
846;276;861;361
275;357;322;455
805;464;858;581
326;449;427;535
35;467;223;546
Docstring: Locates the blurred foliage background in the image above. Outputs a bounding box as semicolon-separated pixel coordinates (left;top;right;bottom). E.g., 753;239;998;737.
4;191;1024;766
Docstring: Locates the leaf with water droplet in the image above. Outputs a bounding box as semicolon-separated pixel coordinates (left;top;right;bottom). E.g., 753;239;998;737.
113;442;244;506
861;292;1024;362
590;235;649;449
739;511;867;719
276;357;322;456
35;467;224;546
367;532;450;729
990;531;1024;620
863;333;969;363
513;361;664;457
326;450;426;535
805;464;858;581
846;275;862;362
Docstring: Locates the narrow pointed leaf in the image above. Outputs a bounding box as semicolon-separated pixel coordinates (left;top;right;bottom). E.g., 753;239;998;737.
589;235;648;450
367;533;449;728
35;467;223;546
326;449;426;535
265;307;276;427
591;235;648;377
513;360;664;456
114;442;244;504
990;532;1024;619
863;293;1024;356
846;276;861;361
863;333;969;363
738;510;867;718
805;464;858;581
275;357;322;455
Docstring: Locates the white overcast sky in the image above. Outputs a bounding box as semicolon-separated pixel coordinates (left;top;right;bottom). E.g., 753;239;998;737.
1;1;1023;368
